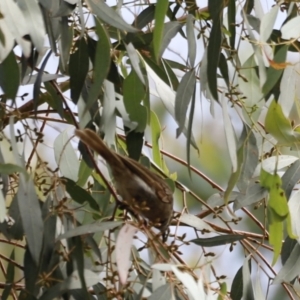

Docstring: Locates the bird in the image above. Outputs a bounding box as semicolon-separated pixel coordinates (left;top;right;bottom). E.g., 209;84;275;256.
75;128;173;241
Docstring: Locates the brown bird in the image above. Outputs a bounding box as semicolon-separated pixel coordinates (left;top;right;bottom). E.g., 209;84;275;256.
75;129;173;240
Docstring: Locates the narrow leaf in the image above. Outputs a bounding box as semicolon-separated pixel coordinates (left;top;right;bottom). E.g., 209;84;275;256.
148;284;173;300
85;0;138;33
133;5;155;29
69;37;89;104
54;129;80;181
17;0;45;53
242;256;254;300
175;69;196;137
62;177;99;211
0;189;5;222
33;50;52;111
265;100;296;146
191;234;245;247
18;179;44;265
260;5;279;42
282;159;300;200
159;21;182;58
116;224;137;284
2;249;15;300
274;243;300;284
281;15;300;40
207;0;223;100
153;0;169;60
222;96;237;172
231;264;243;300
180;213;215;232
186;14;196;67
57;221;122;240
85;18;111;111
262;45;288;97
0;50;19;100
228;0;236;49
123;70;147;132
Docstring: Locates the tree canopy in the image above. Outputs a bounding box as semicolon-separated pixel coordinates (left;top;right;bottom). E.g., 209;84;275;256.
0;0;300;299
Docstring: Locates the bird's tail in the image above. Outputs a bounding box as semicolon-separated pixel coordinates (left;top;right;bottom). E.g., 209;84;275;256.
75;129;124;169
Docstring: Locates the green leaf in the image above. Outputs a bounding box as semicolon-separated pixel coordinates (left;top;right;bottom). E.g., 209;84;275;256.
71;237;89;297
150;110;164;170
0;26;5;46
125;129;144;161
85;0;138;33
269;216;283;265
186;85;196;175
153;0;169;60
260;5;279;42
260;169;289;216
262;45;288;97
17;0;45;53
242;257;254;300
281;159;300;200
125;42;146;85
281;236;297;265
123;70;147;132
231;264;244;300
69;37;89;104
18;178;44;265
77;159;92;187
57;221;122;240
6;194;24;240
2;249;15;300
133;5;156;29
223;117;241;204
54;130;80;181
175;69;196;137
260;169;296;264
235;182;267;210
0;50;19;100
218;282;227;300
163;59;179;90
186;14;196;67
59;17;73;73
228;0;236;49
0;162;27;175
274;243;300;284
238;55;264;123
265;100;297;145
159;21;182;58
62;177;100;211
148;283;173;300
85;18;111;112
219;53;229;87
236;128;259;193
191;234;245;247
44;81;65;120
207;0;223;101
33;50;52;111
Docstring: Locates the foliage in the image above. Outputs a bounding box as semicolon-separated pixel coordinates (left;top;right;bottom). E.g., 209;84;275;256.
1;0;300;299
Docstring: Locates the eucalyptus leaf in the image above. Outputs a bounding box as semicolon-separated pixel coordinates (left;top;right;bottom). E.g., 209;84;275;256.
18;178;44;265
69;37;89;104
54;130;80;181
17;0;45;53
175;69;196;137
191;234;245;247
85;0;138;33
0;50;19;100
153;0;169;60
62;177;100;211
186;14;196;67
57;221;122;240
